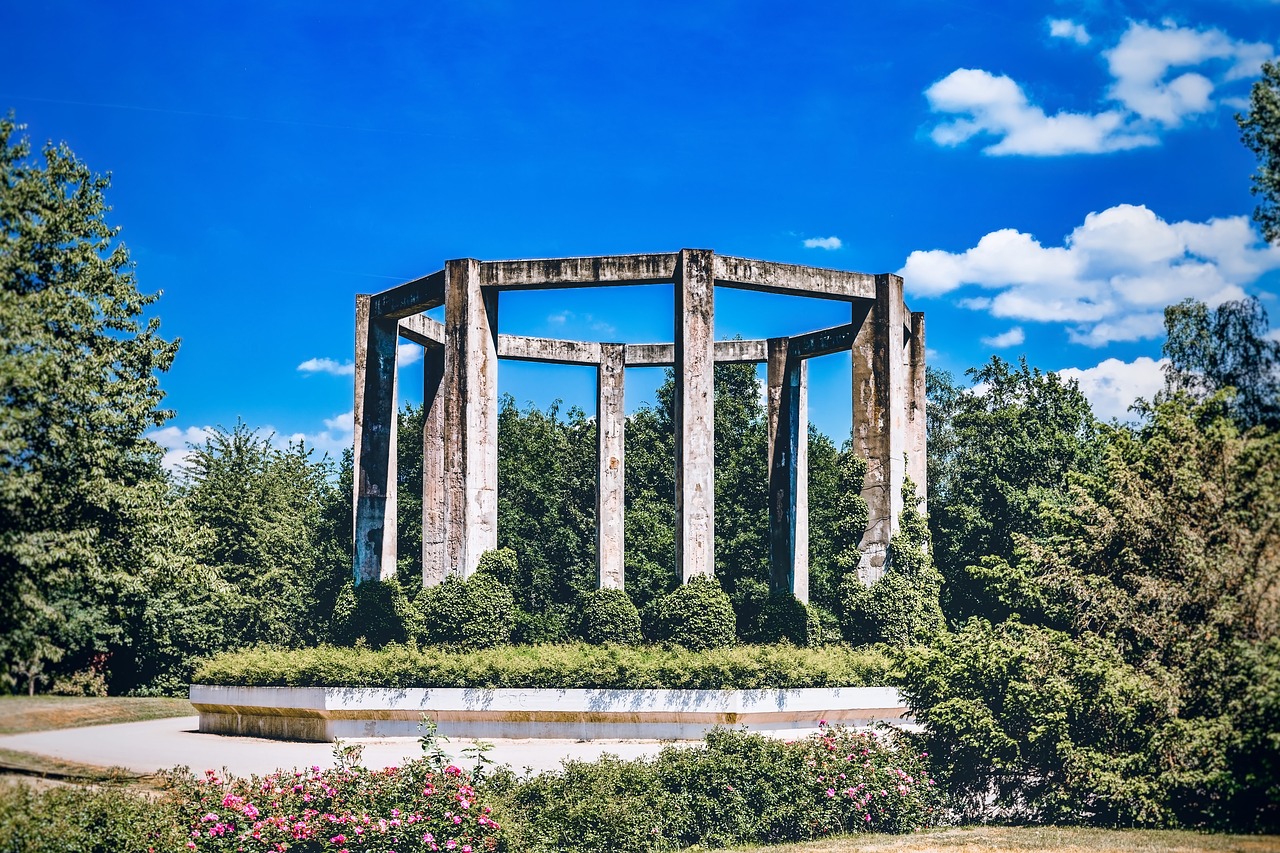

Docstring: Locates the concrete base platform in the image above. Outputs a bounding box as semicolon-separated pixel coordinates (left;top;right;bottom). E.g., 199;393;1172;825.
191;685;909;742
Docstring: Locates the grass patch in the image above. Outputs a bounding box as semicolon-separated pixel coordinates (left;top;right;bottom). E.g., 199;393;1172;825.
712;826;1280;852
193;642;891;689
0;748;143;785
0;696;195;735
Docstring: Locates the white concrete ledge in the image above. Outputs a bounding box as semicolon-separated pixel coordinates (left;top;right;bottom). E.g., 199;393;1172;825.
190;685;909;742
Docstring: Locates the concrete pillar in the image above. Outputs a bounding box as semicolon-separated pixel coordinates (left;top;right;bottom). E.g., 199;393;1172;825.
422;345;447;586
442;258;499;579
851;274;907;584
674;248;716;582
597;343;626;589
907;311;927;516
767;339;810;602
353;294;398;583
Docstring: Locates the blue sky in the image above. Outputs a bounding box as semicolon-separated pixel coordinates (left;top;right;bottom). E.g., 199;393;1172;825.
5;0;1279;468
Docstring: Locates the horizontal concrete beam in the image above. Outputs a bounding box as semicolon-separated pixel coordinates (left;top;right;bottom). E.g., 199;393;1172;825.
624;339;768;366
482;253;678;289
788;322;857;359
397;314;445;347
370;270;447;320
498;334;603;365
715;255;877;301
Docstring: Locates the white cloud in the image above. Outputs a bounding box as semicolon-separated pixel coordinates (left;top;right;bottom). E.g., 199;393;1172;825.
925;68;1155;156
901;204;1280;347
981;327;1026;348
396;343;423;368
803;236;843;250
298;357;355;376
1049;18;1090;45
288;410;355;459
926;21;1273;156
1058;356;1167;421
1104;21;1274;126
147;425;216;473
545;310;617;337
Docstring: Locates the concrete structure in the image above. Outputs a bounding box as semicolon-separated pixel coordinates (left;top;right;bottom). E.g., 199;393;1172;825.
355;250;925;593
191;684;909;742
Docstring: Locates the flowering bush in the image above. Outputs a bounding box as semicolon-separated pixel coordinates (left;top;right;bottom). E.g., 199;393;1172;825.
171;751;502;852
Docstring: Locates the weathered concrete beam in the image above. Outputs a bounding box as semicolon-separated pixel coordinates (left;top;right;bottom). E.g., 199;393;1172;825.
398;314;445;348
371;270;446;320
714;255;876;301
907;312;927;515
674;249;716;582
482;253;678;289
422;346;447;586
788;322;858;360
852;274;907;584
622;339;767;367
353;295;398;583
767;339;810;602
442;259;499;578
597;344;626;589
497;335;602;365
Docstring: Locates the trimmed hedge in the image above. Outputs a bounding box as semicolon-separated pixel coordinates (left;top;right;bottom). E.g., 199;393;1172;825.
578;588;643;645
645;575;737;650
192;642;891;690
413;573;515;649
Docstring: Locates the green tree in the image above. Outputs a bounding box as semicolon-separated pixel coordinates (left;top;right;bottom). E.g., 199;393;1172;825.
0;116;179;693
1162;297;1280;430
1239;59;1280;243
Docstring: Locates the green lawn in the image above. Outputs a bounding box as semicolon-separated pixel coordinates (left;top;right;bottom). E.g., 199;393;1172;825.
0;696;194;735
714;826;1280;853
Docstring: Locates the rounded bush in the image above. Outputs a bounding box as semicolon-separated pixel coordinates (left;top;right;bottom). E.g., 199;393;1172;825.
476;547;519;582
578;588;643;645
758;593;823;647
330;579;411;647
415;573;515;649
649;575;736;651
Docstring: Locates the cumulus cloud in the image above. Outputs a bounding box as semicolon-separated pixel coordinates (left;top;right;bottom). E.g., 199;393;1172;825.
298;357;355;376
981;327;1026;348
287;410;355;459
900;203;1280;346
803;236;843;250
1049;18;1091;45
1058;356;1168;421
147;425;217;473
926;21;1273;156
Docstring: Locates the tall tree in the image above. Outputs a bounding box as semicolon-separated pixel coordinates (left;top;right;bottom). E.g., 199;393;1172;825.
1162;297;1280;430
0;116;179;693
1239;59;1280;243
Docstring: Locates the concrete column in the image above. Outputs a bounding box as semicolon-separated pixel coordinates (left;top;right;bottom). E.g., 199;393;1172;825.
767;339;810;601
422;345;447;586
907;311;927;516
597;343;626;589
851;274;907;584
674;248;716;582
442;258;499;579
353;294;398;583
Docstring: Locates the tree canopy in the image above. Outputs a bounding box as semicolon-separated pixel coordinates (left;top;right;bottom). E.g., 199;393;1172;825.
1239;59;1280;243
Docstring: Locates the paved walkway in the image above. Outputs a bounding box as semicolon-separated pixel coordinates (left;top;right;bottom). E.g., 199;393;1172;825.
0;716;687;778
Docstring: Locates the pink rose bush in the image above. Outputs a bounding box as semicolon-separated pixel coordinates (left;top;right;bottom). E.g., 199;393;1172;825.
173;760;501;852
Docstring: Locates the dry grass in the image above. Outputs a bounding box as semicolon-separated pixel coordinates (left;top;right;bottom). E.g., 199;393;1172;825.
0;747;143;785
713;827;1280;853
0;696;194;735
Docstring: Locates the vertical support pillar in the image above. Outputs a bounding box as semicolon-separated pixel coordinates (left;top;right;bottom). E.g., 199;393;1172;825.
767;339;810;601
851;274;907;584
907;312;927;516
353;294;398;583
597;344;626;589
674;248;716;582
442;258;499;579
422;344;447;586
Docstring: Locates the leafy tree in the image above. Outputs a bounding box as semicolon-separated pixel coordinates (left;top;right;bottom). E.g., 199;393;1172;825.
929;357;1103;623
1161;297;1280;430
0;116;178;693
1239;59;1280;243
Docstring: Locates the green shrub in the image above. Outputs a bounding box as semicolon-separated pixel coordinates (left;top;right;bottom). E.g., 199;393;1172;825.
475;546;519;581
757;593;824;647
646;575;736;651
578;588;643;645
414;573;514;649
514;606;571;645
331;579;412;647
193;642;890;690
0;781;189;852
